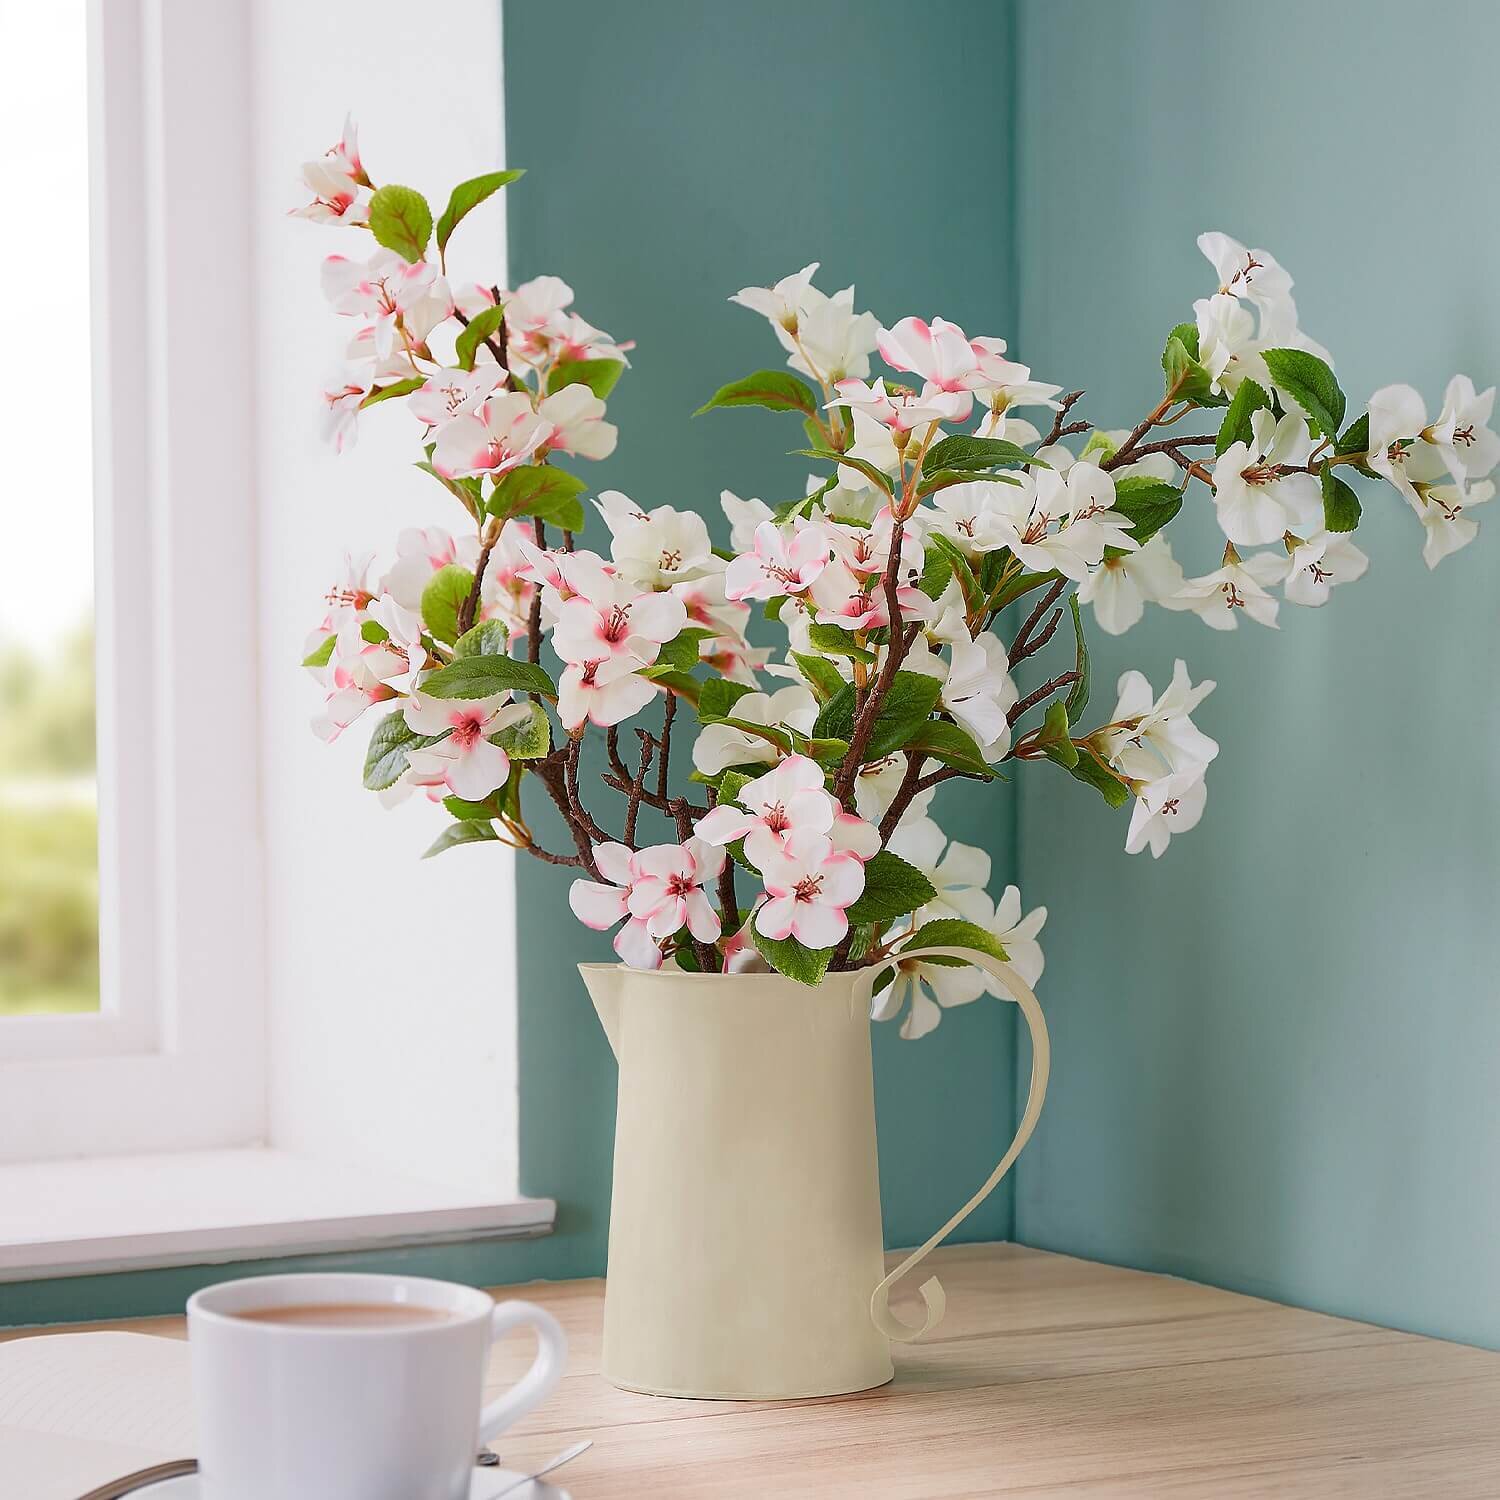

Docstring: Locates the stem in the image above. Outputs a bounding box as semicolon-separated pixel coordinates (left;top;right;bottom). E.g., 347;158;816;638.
656;694;676;802
457;536;494;637
1007;670;1081;726
1101;394;1183;472
526;519;545;665
623;732;654;849
1039;389;1088;449
876;751;927;841
1009;577;1067;663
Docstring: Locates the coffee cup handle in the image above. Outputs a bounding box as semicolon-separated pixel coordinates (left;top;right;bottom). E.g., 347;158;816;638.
477;1300;568;1442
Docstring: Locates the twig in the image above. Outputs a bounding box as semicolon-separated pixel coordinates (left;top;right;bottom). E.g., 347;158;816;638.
1009;577;1067;662
624;734;654;848
457;538;493;636
531;758;600;877
1118;433;1217;464
1101;394;1181;472
1040;389;1088;448
565;736;610;844
515;840;583;867
526;519;546;665
876;751;928;842
1007;670;1081;726
912;764;990;794
656;694;676;802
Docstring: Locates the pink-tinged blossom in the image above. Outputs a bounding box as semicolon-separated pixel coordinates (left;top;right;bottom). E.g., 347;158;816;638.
832;377;951;433
431;391;550;480
697;755;836;867
754;830;866;950
409;368;505;430
626;839;726;942
1124;771;1208;858
402;692;529;801
479;520;540;640
321;250;442;359
724;520;830;602
321;368;369;452
700;636;771;686
552;571;688;669
550;312;632;367
311;552;377;636
690;686;818;775
291;119;367;224
536;384;618;461
382;526;480;612
568;843;662;969
345;594;429;696
876;316;986;421
498;275;575;365
729;262;820;332
557;653;658;732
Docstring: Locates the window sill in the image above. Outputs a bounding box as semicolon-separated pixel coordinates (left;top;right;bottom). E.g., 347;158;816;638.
0;1148;555;1282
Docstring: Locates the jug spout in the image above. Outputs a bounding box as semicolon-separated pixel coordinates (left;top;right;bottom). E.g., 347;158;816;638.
578;963;624;1059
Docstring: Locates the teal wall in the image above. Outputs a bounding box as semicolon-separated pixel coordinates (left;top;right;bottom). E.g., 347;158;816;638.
1010;0;1500;1349
505;0;1023;1278
0;0;1023;1327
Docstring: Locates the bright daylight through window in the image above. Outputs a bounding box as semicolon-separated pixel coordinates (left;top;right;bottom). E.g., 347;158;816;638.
0;4;98;1020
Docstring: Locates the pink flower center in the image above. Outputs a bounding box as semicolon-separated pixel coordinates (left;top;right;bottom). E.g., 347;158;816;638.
450;713;483;750
792;873;824;904
600;605;631;643
763;801;790;835
665;873;695;898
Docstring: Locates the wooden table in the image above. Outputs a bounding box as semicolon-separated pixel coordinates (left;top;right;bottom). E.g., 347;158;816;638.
15;1244;1500;1496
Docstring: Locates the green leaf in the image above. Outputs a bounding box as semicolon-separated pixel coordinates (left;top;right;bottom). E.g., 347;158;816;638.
697;678;754;722
716;769;755;805
434;168;524;256
1261;347;1346;442
794;448;896;497
701;716;792;754
1164;321;1200;362
495;700;551;759
921;434;1040;475
845;851;937;925
454;619;509;658
925;534;981;610
419;655;557;700
1161;322;1224;407
1215;377;1272;456
359;377;425;410
1079;428;1117;463
488;465;588;529
546;358;625;400
751;927;834;986
918;545;954;600
651;627;717;674
414;460;484;513
864;671;945;762
1064;594;1089;720
1069;752;1132;808
907;719;994;778
422;820;500;858
1035;700;1078;768
302;634;336;669
790;652;847;703
362;709;430;792
916;466;1022;500
806;622;876;663
443;794;497;821
360;619;389;644
696;369;818;418
900;917;1009;968
456;304;507;372
1335;413;1379;478
812;682;856;743
1110;475;1184;546
367;184;433;264
420;564;475;645
1320;465;1362;533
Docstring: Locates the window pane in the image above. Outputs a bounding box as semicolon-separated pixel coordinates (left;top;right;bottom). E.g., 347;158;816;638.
0;1;99;1017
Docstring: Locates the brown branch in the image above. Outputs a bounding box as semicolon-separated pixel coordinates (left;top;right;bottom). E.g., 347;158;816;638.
1118;433;1217;464
565;735;610;845
1101;394;1182;472
526;518;546;665
515;840;583;867
457;538;493;636
1009;577;1067;662
717;849;738;937
1040;389;1087;448
1007;670;1081;726
876;751;928;842
912;764;989;794
656;694;677;802
600;769;706;822
530;758;600;877
624;733;654;849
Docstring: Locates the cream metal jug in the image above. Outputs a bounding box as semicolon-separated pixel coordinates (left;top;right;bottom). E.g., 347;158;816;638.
579;945;1049;1399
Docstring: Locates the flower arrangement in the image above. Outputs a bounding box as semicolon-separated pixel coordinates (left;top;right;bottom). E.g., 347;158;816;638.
296;123;1494;1036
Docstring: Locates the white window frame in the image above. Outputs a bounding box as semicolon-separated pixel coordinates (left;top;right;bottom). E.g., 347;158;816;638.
0;0;266;1159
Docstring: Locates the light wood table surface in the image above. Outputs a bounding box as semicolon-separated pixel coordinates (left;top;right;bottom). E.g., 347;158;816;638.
13;1243;1500;1496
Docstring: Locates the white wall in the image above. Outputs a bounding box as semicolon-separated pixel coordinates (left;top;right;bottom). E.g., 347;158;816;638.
251;0;519;1196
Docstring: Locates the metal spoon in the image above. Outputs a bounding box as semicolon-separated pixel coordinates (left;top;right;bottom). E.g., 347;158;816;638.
485;1439;593;1497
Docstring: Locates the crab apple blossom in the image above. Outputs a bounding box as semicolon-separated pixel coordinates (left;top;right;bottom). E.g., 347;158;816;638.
724;519;831;602
1283;531;1370;606
557;652;658;732
497;274;574;363
602;497;715;589
783;283;880;384
719;490;774;552
754;830;866;950
1078;533;1186;636
626;839;726;942
293;158;365;226
997;464;1136;581
871;950;987;1040
431;390;550;480
927;480;1025;559
670;568;751;644
875;316;989;422
568;842;663;970
729;262;820;333
321;249;445;359
690;686;819;776
382;526;480;612
1102;661;1218;785
1168;548;1287;630
1197;232;1298;330
938;636;1018;762
345;594;428;696
1415;477;1494;570
402;693;529;801
852;756;934;827
1125;771;1208;858
886;819;991;923
838;409;904;493
551;572;688;670
1211;409;1322;546
321;369;369;452
1428;375;1500;482
536;383;618;461
832;376;953;434
697;755;836;867
981;885;1047;996
409;367;505;430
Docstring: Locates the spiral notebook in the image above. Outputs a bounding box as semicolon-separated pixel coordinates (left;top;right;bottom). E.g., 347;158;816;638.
0;1331;194;1499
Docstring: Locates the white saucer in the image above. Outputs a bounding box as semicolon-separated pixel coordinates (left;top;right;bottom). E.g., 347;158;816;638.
133;1469;570;1499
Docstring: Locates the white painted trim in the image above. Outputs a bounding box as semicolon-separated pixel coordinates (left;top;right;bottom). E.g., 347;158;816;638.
0;0;266;1156
0;1149;554;1284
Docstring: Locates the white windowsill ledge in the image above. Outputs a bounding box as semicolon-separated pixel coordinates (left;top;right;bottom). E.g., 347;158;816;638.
0;1148;555;1283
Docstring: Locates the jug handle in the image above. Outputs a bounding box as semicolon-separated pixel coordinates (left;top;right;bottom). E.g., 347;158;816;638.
851;945;1051;1343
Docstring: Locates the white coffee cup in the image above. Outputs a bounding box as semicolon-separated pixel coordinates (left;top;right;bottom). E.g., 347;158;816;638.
187;1271;566;1500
